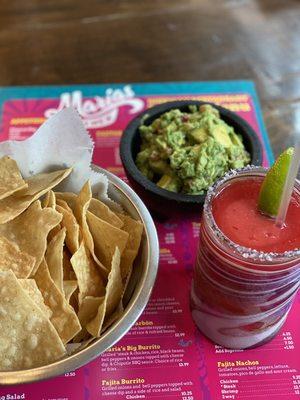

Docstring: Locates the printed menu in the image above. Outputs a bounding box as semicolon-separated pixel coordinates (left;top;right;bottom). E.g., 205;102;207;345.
0;81;299;400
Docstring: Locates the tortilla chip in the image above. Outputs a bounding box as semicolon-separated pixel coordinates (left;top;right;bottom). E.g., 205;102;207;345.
0;156;27;200
19;279;52;319
78;296;103;327
86;300;106;339
42;191;50;208
87;212;128;271
56;191;123;228
55;192;76;209
73;296;103;342
42;190;56;209
0;201;62;276
56;202;80;254
45;228;66;293
116;213;143;281
42;191;62;241
47;223;62;243
56;196;74;209
119;250;135;285
34;259;81;344
73;182;107;274
63;280;78;303
0;270;66;370
105;248;123;317
24;168;72;196
101;302;124;334
0;167;72;224
87;247;123;337
63;249;76;280
117;214;143;254
73;182;92;230
0;236;35;278
69;287;79;314
89;198;123;228
72;329;90;344
70;242;105;305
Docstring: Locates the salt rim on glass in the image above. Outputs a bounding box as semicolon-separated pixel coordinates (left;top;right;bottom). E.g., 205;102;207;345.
204;165;300;264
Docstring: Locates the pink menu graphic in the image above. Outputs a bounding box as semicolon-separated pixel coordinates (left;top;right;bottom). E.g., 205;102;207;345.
0;86;299;400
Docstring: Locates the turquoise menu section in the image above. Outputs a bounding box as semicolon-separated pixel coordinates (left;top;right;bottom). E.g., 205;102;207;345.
0;81;299;400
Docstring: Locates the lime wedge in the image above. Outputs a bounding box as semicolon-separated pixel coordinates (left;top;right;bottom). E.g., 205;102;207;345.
258;147;294;217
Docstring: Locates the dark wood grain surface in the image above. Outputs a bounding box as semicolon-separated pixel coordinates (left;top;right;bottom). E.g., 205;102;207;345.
0;0;299;156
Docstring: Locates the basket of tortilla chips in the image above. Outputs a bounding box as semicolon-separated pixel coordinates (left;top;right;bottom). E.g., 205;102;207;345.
0;109;159;385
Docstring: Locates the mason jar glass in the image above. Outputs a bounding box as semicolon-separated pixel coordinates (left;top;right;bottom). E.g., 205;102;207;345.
191;167;300;349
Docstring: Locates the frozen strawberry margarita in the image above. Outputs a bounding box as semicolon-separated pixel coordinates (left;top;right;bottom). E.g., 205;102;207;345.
191;166;300;349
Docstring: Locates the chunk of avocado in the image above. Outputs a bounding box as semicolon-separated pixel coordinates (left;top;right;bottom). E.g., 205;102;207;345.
189;127;208;143
229;131;244;148
157;174;181;193
148;159;169;175
211;125;232;148
199;104;220;117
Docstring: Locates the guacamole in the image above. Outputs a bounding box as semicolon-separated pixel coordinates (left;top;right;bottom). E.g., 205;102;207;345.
136;104;251;195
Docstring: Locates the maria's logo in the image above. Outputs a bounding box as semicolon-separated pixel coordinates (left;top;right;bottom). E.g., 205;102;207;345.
44;85;144;128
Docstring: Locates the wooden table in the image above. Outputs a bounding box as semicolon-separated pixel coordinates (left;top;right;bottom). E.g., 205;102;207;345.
0;0;299;156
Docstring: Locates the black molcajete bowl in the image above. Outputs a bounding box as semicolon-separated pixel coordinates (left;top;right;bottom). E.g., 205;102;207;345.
120;100;263;218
